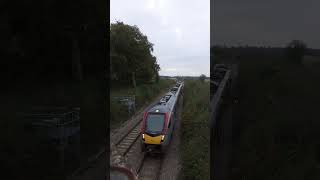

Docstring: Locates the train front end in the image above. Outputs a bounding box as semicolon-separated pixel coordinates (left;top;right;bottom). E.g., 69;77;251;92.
140;107;170;154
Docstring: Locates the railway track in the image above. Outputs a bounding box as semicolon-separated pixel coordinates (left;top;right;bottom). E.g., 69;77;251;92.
110;89;171;144
138;154;163;180
110;85;184;180
115;120;143;156
110;91;170;179
137;94;184;180
112;105;164;180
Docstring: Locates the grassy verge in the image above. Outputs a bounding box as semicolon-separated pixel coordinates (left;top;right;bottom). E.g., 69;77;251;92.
231;54;320;179
179;79;210;180
110;79;174;129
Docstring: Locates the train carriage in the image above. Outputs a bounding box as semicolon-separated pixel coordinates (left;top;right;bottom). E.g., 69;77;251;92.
140;82;183;154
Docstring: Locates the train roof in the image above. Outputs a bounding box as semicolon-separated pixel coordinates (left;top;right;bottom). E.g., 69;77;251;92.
148;105;170;113
148;84;182;114
159;92;174;103
166;92;174;96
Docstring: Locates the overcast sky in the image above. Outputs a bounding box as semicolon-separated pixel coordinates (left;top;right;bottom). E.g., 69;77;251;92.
212;0;320;49
111;0;210;77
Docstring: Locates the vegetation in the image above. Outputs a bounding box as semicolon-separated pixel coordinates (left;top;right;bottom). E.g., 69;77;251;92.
179;79;210;180
286;40;307;64
109;21;170;129
110;79;174;129
1;1;107;179
213;45;320;180
110;21;160;86
199;74;206;82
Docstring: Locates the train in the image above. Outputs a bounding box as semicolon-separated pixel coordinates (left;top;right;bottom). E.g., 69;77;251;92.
140;81;184;153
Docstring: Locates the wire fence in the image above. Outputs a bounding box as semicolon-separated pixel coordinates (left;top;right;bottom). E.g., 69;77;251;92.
112;96;136;114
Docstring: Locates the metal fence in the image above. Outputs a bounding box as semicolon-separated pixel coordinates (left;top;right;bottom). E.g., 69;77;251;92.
23;107;80;171
112;96;136;114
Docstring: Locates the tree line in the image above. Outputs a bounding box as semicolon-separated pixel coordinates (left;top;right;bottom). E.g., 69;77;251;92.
1;2;108;179
110;21;160;87
1;0;106;83
212;40;310;64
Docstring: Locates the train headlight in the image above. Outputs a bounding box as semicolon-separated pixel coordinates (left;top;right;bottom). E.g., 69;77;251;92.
142;134;145;139
161;135;165;141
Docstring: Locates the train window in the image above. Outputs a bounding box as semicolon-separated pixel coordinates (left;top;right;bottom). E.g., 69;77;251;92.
165;95;171;101
160;98;166;104
171;87;178;91
146;114;165;133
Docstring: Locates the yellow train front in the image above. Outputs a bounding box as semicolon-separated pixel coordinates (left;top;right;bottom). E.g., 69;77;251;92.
140;95;178;154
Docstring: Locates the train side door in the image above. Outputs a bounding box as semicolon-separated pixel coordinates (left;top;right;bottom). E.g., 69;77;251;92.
172;107;177;130
174;106;177;120
168;114;173;130
167;113;174;139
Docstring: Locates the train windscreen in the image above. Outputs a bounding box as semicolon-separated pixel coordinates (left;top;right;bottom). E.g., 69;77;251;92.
146;113;165;133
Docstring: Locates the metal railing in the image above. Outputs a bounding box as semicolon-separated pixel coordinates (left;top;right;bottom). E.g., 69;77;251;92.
210;70;231;180
24;109;80;142
210;70;231;128
210;64;237;180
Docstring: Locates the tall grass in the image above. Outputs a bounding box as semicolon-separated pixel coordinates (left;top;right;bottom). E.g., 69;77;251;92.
110;79;174;129
179;80;210;180
231;54;320;180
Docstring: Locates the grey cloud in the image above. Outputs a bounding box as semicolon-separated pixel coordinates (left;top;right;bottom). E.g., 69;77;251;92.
212;0;320;48
111;0;210;76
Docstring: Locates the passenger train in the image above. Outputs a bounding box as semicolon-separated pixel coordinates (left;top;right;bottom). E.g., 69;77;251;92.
140;81;184;153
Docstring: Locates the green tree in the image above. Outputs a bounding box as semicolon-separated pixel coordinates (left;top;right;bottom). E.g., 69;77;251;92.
110;21;160;86
154;62;160;82
286;40;307;64
199;74;206;82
